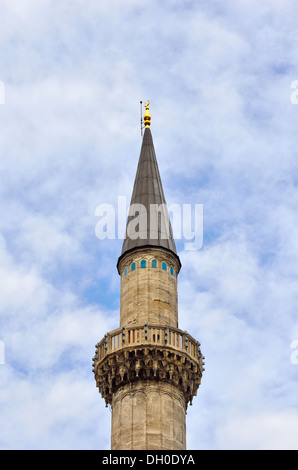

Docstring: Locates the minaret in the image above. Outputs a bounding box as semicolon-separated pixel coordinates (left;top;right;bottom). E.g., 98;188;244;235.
93;102;204;450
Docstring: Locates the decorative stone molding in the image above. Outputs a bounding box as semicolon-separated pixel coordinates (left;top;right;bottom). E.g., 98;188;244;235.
93;341;203;409
118;246;181;278
111;381;186;410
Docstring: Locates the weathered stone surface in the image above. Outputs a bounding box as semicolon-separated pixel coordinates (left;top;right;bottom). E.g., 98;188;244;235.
118;247;180;327
111;381;186;450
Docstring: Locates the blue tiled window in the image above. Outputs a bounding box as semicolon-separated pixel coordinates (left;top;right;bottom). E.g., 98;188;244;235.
152;259;157;268
124;267;128;276
131;262;136;272
141;259;146;268
162;262;167;271
170;266;174;276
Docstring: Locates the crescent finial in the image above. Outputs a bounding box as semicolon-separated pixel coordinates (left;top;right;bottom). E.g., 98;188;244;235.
143;100;151;127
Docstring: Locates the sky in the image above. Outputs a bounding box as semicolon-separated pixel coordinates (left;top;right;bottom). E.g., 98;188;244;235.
0;0;298;450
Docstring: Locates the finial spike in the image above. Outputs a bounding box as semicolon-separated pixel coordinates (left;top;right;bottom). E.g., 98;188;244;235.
140;101;143;136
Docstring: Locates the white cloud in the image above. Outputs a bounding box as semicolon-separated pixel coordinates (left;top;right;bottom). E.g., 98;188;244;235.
0;0;297;450
0;366;111;450
217;409;298;450
0;236;52;316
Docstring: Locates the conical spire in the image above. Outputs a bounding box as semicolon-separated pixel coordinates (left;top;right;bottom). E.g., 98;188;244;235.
118;108;180;270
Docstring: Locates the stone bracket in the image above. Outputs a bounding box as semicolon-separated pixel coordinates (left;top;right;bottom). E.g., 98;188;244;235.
93;344;203;408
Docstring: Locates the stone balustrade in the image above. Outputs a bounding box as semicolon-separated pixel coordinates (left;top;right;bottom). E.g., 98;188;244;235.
95;323;202;363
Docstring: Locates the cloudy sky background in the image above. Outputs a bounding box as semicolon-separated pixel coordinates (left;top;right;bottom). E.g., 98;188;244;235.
0;0;298;450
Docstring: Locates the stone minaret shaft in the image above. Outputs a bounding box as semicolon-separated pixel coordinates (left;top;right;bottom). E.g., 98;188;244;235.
93;103;204;450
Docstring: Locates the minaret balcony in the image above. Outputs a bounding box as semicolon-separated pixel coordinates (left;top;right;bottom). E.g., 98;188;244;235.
93;323;204;408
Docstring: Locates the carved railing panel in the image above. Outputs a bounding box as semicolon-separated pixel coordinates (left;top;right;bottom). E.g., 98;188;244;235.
94;323;201;362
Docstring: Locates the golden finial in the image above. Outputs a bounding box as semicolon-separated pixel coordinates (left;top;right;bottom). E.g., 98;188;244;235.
144;100;151;127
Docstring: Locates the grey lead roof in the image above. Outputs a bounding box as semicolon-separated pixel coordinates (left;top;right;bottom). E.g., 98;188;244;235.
119;127;179;264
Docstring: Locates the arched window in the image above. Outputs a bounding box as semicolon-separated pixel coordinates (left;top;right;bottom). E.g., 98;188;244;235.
131;262;136;272
152;259;157;268
124;267;128;276
140;259;146;268
162;262;167;271
170;266;174;276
